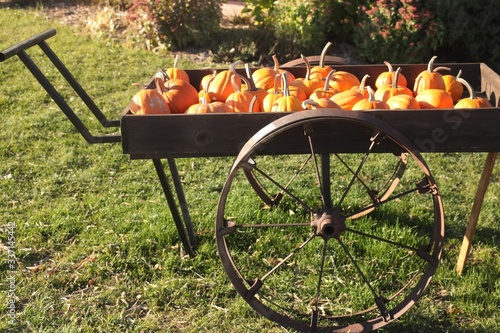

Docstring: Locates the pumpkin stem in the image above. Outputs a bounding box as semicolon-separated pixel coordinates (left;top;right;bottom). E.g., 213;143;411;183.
272;54;281;72
456;69;462;79
249;95;258;113
236;73;252;93
244;63;258;91
153;71;168;94
359;74;370;89
383;61;394;72
282;72;290;97
173;54;180;68
302;99;318;110
301;54;311;80
202;71;216;92
367;86;376;102
433;66;452;73
199;97;208;105
392;67;402;89
456;77;477;100
229;60;242;72
272;73;282;94
323;69;336;90
319;41;333;68
427;56;438;73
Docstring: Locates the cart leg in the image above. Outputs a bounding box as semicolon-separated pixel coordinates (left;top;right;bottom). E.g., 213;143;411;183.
153;159;196;257
456;152;497;275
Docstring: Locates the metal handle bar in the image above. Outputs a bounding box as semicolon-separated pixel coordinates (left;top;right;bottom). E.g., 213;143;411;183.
0;29;121;144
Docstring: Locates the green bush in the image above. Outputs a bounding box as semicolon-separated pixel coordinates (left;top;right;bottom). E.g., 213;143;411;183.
127;0;223;51
429;0;500;72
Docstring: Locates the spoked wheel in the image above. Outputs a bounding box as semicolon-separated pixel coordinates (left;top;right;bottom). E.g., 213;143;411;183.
216;110;445;332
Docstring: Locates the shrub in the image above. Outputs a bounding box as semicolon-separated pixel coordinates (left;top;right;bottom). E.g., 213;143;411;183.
127;0;223;51
352;0;444;64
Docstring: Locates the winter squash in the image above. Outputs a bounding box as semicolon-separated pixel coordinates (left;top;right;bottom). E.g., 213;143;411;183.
386;94;421;110
443;70;464;102
330;70;361;92
375;61;408;89
272;54;295;83
309;70;339;100
199;68;217;91
302;98;341;110
350;74;370;98
156;71;199;114
251;62;278;91
374;67;413;102
291;54;324;97
413;56;450;96
262;74;283;112
329;89;364;110
415;89;454;109
242;63;268;111
271;73;303;112
129;86;170;115
352;86;390;110
208;60;242;102
165;54;190;83
310;42;334;79
186;97;233;114
226;74;260;112
454;77;492;108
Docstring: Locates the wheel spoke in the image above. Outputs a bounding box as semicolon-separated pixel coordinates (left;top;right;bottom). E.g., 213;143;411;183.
238;222;311;229
311;240;329;329
345;227;421;253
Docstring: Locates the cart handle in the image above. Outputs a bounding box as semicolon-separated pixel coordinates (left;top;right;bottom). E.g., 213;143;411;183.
0;29;121;144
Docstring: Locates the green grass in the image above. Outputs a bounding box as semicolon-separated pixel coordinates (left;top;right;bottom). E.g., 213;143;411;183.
1;7;499;333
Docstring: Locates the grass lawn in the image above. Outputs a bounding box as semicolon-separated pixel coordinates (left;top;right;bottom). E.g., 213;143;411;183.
1;7;499;333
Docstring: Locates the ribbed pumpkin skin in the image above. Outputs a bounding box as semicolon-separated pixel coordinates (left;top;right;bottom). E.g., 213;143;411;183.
208;70;241;102
375;61;408;89
252;68;279;91
374;85;413;102
186;101;232;114
386;94;421;110
415;89;454;109
271;95;303;112
162;78;199;114
455;98;492;109
443;74;464;102
303;98;341;110
330;90;364;110
262;92;283;112
330;71;361;92
129;89;170;115
352;97;389;110
226;90;259;113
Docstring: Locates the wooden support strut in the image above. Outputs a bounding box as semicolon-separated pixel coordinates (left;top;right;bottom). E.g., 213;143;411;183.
456;152;498;275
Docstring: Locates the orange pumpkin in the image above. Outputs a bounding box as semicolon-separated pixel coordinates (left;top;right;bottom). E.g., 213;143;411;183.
165;54;190;83
251;64;278;91
415;89;454;109
375;61;408;89
157;71;199;114
241;63;268;111
330;70;361;92
413;56;450;96
208;60;242;102
454;77;492;108
291;55;324;97
310;42;334;79
443;70;464;102
262;74;283;112
302;98;341;110
352;86;390;110
309;70;340;100
226;74;260;113
350;74;370;99
129;86;170;115
374;67;413;102
272;54;295;83
386;94;421;110
186;97;233;114
199;68;217;91
271;73;303;112
330;89;364;110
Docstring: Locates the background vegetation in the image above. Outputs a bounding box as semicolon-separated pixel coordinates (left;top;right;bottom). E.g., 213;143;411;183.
0;4;499;333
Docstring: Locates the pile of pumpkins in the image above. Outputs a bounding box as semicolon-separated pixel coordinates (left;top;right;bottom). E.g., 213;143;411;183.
129;43;492;115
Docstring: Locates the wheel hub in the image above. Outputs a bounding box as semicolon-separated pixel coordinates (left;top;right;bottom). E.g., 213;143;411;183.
311;208;346;240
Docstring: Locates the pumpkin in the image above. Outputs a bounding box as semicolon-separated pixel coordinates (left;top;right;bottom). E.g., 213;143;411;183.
386;94;421;110
129;85;170;115
330;70;361;92
226;74;260;113
329;89;364;110
375;61;408;89
198;70;218;103
374;67;413;102
352;86;390;110
454;77;492;108
302;98;341;110
413;56;450;96
157;71;199;114
415;89;454;109
310;42;334;79
199;68;217;91
208;60;242;102
262;74;283;112
292;54;324;97
309;70;339;100
350;74;370;99
272;54;295;83
251;62;278;91
271;73;304;112
242;63;268;111
165;54;190;83
186;97;233;114
443;70;464;102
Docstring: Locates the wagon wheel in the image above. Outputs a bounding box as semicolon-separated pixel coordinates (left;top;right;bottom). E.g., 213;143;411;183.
216;109;444;332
